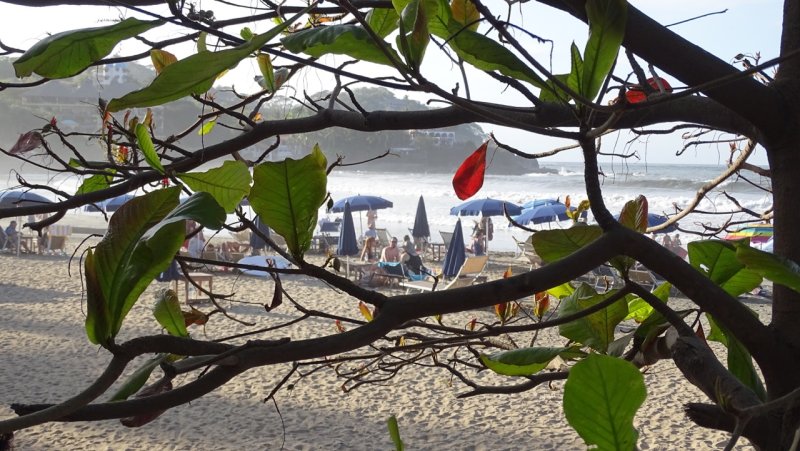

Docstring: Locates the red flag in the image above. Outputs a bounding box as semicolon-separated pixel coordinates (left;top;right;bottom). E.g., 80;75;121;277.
452;141;488;200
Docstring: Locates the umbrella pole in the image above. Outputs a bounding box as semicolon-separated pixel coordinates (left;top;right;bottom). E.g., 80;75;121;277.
16;215;20;257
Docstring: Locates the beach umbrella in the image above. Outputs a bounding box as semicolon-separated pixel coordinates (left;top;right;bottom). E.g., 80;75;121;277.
104;193;137;212
0;190;52;256
449;197;522;217
724;223;773;244
521;198;562;210
249;216;271;252
613;212;677;234
336;202;360;277
330;195;393;236
0;190;51;209
330;195;393;212
442;219;466;278
412;195;430;240
513;204;570;225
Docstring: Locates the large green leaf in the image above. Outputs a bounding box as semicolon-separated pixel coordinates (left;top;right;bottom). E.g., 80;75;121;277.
366;7;400;38
538;43;581;104
282;25;401;67
736;244;800;294
563;354;645;450
547;282;575;299
618;195;648;233
387;415;404;451
249;144;328;258
14;18;163;79
396;0;430;69
480;346;585;376
135;123;164;174
108;354;167;401
107;7;311;112
88;187;183;344
581;0;626;100
178;160;252;213
153;289;189;338
87;188;225;344
531;225;602;263
705;314;766;401
688;240;762;297
84;249;111;345
558;283;628;353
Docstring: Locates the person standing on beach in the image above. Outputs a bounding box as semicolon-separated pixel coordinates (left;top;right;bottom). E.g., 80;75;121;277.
366;209;377;229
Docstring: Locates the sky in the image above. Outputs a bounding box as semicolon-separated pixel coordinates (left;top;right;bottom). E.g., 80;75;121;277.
0;0;784;165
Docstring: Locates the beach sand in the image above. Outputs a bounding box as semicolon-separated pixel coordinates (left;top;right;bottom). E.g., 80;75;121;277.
0;246;764;450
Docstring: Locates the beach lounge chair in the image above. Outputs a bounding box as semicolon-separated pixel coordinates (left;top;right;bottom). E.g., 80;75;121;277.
513;235;543;270
628;268;658;292
403;255;489;293
592;265;623;292
376;228;393;248
440;231;454;249
45;224;71;255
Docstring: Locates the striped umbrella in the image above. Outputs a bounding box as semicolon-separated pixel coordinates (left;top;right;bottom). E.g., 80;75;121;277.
724;223;773;244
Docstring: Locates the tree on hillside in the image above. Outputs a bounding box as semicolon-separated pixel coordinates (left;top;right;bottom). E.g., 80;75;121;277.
0;0;797;448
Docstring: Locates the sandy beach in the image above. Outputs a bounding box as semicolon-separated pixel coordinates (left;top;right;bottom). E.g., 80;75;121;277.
0;242;765;450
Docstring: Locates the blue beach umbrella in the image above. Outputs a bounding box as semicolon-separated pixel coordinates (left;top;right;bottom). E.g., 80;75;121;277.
104;194;137;212
521;198;562;210
336;202;359;257
330;195;393;212
513;204;570;225
0;190;51;209
450;198;523;217
412;195;430;240
442;219;466;278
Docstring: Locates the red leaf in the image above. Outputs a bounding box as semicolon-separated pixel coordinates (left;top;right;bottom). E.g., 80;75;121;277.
626;77;672;104
9;131;43;154
120;381;173;427
452;141;488;200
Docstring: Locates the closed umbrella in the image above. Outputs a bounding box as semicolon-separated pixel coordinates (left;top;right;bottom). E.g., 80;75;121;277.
250;216;271;253
336;202;359;277
442;219;466;278
412;195;430;242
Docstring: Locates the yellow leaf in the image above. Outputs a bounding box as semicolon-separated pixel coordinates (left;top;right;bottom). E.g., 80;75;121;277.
503;265;512;278
450;0;480;31
150;49;177;74
358;301;373;322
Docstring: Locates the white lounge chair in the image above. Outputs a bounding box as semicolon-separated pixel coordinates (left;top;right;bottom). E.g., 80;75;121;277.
403;255;489;293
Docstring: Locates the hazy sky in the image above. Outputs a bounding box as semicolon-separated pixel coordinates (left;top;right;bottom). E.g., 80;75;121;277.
0;0;782;166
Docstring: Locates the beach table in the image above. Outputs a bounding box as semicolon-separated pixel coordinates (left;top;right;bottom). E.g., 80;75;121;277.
174;272;214;305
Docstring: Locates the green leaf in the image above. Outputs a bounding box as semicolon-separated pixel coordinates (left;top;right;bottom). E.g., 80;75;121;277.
87;188;182;344
558;283;628;353
539;43;582;104
107;7;311;112
688;240;762;297
366;7;400;38
240;27;255;41
153;289;189;337
14;18;163;79
532;225;602;263
76;171;116;195
396;0;430;69
282;25;401;67
109;354;167;401
198;120;217;136
250;144;328;259
547;282;575;299
387;415;404;451
736;244;800;294
581;0;626;100
177;160;252;213
135;123;164;174
705;314;766;401
563;354;645;450
480;346;584;376
446;23;545;89
145;191;227;238
257;53;275;92
84;249;111;345
624;280;671;322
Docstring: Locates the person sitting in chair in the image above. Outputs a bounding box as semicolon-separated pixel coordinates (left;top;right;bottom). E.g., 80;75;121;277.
401;235;425;276
380;237;401;263
4;220;28;253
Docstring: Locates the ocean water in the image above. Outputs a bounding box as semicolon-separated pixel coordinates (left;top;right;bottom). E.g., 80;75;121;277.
1;161;772;253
